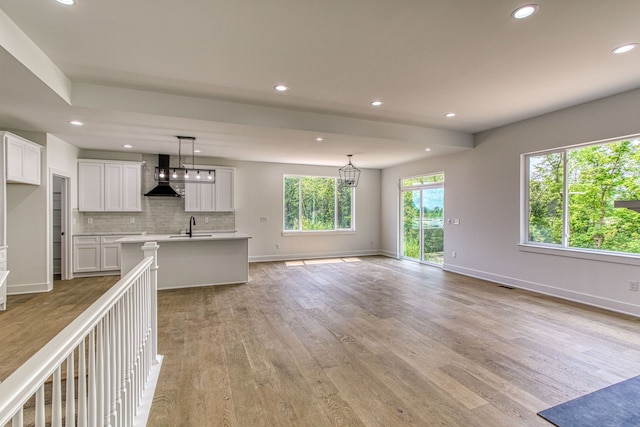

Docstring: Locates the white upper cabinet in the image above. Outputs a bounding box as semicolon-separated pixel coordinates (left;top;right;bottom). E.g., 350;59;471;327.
184;167;234;212
3;132;41;185
78;162;105;211
215;168;234;211
78;160;142;212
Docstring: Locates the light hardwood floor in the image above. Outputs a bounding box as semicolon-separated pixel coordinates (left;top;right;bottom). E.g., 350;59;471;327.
148;257;640;426
2;257;640;426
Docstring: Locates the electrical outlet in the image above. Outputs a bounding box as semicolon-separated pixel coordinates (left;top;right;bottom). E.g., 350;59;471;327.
205;217;209;223
88;218;93;224
275;243;280;249
452;251;457;258
260;217;268;223
630;281;639;292
129;217;135;224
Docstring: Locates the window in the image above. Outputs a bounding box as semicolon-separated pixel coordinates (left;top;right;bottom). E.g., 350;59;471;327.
284;175;354;232
401;173;444;265
525;136;640;255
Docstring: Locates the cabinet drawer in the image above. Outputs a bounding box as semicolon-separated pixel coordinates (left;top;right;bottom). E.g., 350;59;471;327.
74;236;101;245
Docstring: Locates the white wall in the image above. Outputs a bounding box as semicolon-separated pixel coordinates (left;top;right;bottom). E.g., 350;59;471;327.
5;130;49;293
47;134;79;208
234;160;381;261
382;87;640;316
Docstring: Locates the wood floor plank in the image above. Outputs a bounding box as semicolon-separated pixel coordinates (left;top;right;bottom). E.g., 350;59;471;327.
4;257;640;426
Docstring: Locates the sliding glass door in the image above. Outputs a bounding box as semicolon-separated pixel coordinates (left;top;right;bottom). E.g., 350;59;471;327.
401;173;444;265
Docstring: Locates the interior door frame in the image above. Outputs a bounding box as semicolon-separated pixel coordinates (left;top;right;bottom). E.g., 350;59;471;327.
50;169;73;281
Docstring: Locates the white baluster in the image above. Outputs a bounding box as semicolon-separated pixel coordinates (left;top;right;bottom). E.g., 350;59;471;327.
88;330;97;426
78;339;88;427
96;321;104;426
66;352;75;427
12;407;23;427
52;367;62;427
35;385;45;427
103;316;111;427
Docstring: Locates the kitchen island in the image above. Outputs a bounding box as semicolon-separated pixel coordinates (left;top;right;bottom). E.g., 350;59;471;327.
118;232;251;290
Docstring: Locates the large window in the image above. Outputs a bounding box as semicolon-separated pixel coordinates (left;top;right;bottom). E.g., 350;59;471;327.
525;136;640;255
284;176;354;232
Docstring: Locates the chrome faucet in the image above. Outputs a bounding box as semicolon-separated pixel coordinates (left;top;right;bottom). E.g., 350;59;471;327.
188;216;196;237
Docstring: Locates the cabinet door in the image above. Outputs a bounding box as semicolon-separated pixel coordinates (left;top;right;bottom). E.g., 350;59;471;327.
122;164;142;211
5;136;24;182
101;244;121;271
184;182;200;212
74;245;101;272
78;162;105;211
22;143;41;184
5;135;41;185
104;163;123;211
200;183;216;212
215;168;234;211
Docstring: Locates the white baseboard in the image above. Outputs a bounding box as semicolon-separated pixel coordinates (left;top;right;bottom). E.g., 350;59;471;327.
249;249;381;263
443;263;640;317
7;281;52;295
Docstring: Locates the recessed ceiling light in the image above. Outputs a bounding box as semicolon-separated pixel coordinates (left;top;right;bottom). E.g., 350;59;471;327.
612;43;638;54
123;144;132;149
425;148;432;152
370;100;383;107
274;84;289;92
194;149;201;153
316;137;324;142
69;120;83;126
512;4;538;19
56;0;76;5
445;112;456;118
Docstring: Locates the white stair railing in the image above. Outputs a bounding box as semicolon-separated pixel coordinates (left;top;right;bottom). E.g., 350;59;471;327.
0;242;161;427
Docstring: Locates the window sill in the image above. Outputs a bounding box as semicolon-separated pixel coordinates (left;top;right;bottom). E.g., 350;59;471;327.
518;243;640;266
282;230;356;237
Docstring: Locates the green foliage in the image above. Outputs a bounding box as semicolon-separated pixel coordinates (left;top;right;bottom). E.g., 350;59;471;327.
284;175;353;231
402;185;444;264
529;152;564;244
528;139;640;254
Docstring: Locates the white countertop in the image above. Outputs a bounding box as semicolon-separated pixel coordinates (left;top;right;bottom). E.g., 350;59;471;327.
74;232;145;236
116;232;251;243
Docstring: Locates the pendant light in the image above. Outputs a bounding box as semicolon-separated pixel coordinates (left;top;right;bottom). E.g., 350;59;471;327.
152;136;216;184
338;154;361;188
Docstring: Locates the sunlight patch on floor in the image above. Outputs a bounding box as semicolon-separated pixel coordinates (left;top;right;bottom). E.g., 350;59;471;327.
286;257;361;267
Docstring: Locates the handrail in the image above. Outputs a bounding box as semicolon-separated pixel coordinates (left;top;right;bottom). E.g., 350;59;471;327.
0;241;160;427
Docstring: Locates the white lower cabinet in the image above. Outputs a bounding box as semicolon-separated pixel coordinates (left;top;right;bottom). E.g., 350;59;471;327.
74;235;129;274
73;236;101;273
100;236;123;271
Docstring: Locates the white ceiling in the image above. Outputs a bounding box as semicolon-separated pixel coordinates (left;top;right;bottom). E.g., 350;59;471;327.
0;0;639;168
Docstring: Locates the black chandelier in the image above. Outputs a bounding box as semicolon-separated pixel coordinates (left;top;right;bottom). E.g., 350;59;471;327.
338;154;361;188
154;136;215;183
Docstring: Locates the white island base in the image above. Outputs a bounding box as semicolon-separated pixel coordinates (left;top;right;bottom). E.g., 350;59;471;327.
118;233;250;290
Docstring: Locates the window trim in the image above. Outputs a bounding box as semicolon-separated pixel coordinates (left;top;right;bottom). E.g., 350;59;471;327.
520;133;640;261
282;174;355;234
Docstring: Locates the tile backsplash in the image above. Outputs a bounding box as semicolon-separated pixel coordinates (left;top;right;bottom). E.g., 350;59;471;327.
74;154;235;234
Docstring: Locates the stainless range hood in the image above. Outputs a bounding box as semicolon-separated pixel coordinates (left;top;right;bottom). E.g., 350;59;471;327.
144;154;181;197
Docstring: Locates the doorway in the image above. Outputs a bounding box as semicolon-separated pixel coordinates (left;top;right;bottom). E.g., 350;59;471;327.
52;174;71;281
401;173;444;265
